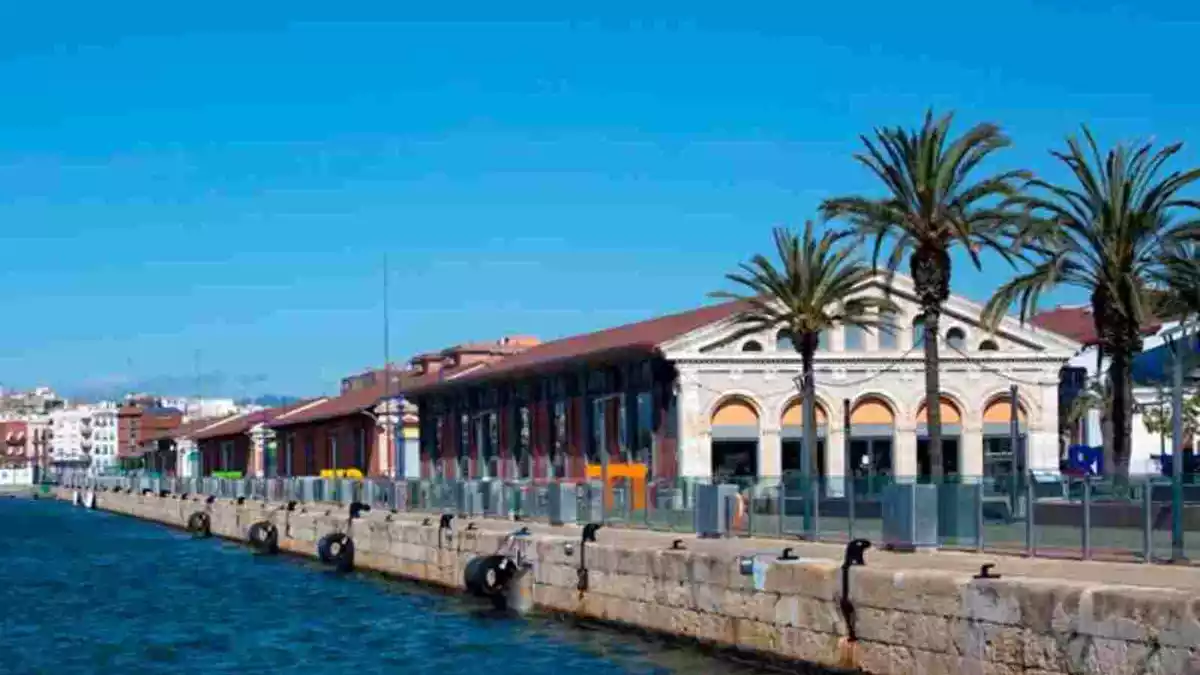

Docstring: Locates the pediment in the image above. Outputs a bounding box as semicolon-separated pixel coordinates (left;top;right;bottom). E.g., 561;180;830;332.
658;273;1081;358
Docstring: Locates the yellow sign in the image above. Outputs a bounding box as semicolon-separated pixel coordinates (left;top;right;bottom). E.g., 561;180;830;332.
319;468;364;479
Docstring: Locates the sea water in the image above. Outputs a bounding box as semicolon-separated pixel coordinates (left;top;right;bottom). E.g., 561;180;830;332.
0;499;774;675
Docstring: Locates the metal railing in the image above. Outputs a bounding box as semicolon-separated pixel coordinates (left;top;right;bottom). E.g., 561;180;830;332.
57;470;1199;565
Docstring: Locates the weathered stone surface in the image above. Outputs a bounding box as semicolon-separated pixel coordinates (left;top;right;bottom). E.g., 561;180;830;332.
774;594;842;634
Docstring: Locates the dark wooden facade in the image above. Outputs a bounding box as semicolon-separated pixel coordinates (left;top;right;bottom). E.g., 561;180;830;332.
273;415;376;477
413;356;679;481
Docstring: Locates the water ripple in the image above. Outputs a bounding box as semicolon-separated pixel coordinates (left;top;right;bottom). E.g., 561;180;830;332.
0;500;767;675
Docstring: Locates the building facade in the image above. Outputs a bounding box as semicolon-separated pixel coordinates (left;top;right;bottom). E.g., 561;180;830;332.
409;274;1081;494
117;397;183;460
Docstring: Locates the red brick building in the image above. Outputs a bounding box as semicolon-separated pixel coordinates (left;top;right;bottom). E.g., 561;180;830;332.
117;398;183;460
192;400;322;476
405;304;745;486
269;337;536;478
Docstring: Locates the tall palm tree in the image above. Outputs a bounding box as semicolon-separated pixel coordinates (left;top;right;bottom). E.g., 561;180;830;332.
712;222;899;499
820;111;1028;482
982;129;1200;479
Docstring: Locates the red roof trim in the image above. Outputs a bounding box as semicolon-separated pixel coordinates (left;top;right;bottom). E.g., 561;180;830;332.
405;299;749;395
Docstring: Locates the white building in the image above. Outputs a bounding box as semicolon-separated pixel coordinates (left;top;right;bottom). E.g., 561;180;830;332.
1058;316;1199;476
158;397;246;422
88;403;120;474
660;274;1078;488
48;403;120;475
411;273;1081;491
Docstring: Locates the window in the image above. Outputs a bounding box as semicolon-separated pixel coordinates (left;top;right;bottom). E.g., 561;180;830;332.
946;327;966;351
328;433;339;470
776;329;795;351
551;400;567;474
220;440;233;471
844;325;865;351
912;316;926;348
636;391;654;473
742;340;763;352
355;428;366;472
979;339;999;351
517;406;531;468
817;330;828;351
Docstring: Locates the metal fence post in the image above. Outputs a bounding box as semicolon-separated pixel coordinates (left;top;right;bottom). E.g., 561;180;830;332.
975;480;984;553
1025;476;1036;558
843;398;853;543
1143;483;1154;563
1081;477;1092;561
777;482;786;537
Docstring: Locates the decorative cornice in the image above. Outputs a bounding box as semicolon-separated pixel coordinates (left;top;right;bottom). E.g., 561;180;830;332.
669;354;1071;366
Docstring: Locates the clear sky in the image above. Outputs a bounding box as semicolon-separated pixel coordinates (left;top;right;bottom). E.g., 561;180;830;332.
2;1;1198;399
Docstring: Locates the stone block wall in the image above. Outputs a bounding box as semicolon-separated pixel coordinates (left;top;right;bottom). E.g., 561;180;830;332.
61;489;1200;675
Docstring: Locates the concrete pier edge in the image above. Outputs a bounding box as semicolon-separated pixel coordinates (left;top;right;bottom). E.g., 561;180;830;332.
55;488;1200;675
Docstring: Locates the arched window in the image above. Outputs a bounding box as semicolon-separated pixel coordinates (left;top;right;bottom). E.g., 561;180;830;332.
878;312;898;350
776;329;795;352
946;327;966;351
912;317;926;348
979;339;999;351
742;340;764;352
844;325;865;351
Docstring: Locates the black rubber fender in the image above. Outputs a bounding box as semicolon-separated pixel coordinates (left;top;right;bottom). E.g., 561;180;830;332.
464;555;517;598
317;532;354;573
186;511;212;538
247;521;279;555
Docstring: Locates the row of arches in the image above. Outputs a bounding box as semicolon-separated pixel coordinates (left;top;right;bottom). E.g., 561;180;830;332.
709;393;1028;488
710;393;1027;429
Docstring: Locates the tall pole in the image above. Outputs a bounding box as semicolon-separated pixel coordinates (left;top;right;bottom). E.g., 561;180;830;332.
383;252;395;478
1171;329;1186;561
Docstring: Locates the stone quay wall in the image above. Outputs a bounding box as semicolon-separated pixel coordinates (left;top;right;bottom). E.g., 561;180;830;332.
58;488;1200;675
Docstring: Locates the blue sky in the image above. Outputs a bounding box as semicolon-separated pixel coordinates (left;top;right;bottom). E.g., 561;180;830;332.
2;1;1198;399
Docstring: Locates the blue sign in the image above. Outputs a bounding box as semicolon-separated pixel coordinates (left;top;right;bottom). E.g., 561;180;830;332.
1067;444;1103;476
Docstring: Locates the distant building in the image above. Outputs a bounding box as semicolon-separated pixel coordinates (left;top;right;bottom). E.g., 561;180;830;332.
49;407;94;472
0;386;66;417
0;421;33;485
159;397;247;422
117;397;183;461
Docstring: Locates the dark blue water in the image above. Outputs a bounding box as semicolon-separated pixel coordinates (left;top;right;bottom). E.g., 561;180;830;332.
0;499;764;675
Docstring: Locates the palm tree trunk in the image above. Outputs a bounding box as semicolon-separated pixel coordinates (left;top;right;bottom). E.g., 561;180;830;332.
923;309;943;482
800;342;819;478
1109;348;1132;481
799;337;818;533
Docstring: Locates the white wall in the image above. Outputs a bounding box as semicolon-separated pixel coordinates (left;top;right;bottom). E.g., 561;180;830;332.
0;466;33;485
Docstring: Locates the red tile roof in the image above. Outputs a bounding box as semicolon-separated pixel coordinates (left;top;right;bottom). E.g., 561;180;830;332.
1031;306;1161;346
271;369;450;428
406;299;750;395
191;400;322;441
137;417;233;445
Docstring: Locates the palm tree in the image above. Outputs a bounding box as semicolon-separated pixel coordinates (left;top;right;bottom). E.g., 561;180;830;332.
712;222;899;508
982;129;1200;479
820;111;1028;482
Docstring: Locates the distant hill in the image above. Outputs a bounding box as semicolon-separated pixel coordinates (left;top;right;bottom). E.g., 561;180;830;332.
237;395;300;408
